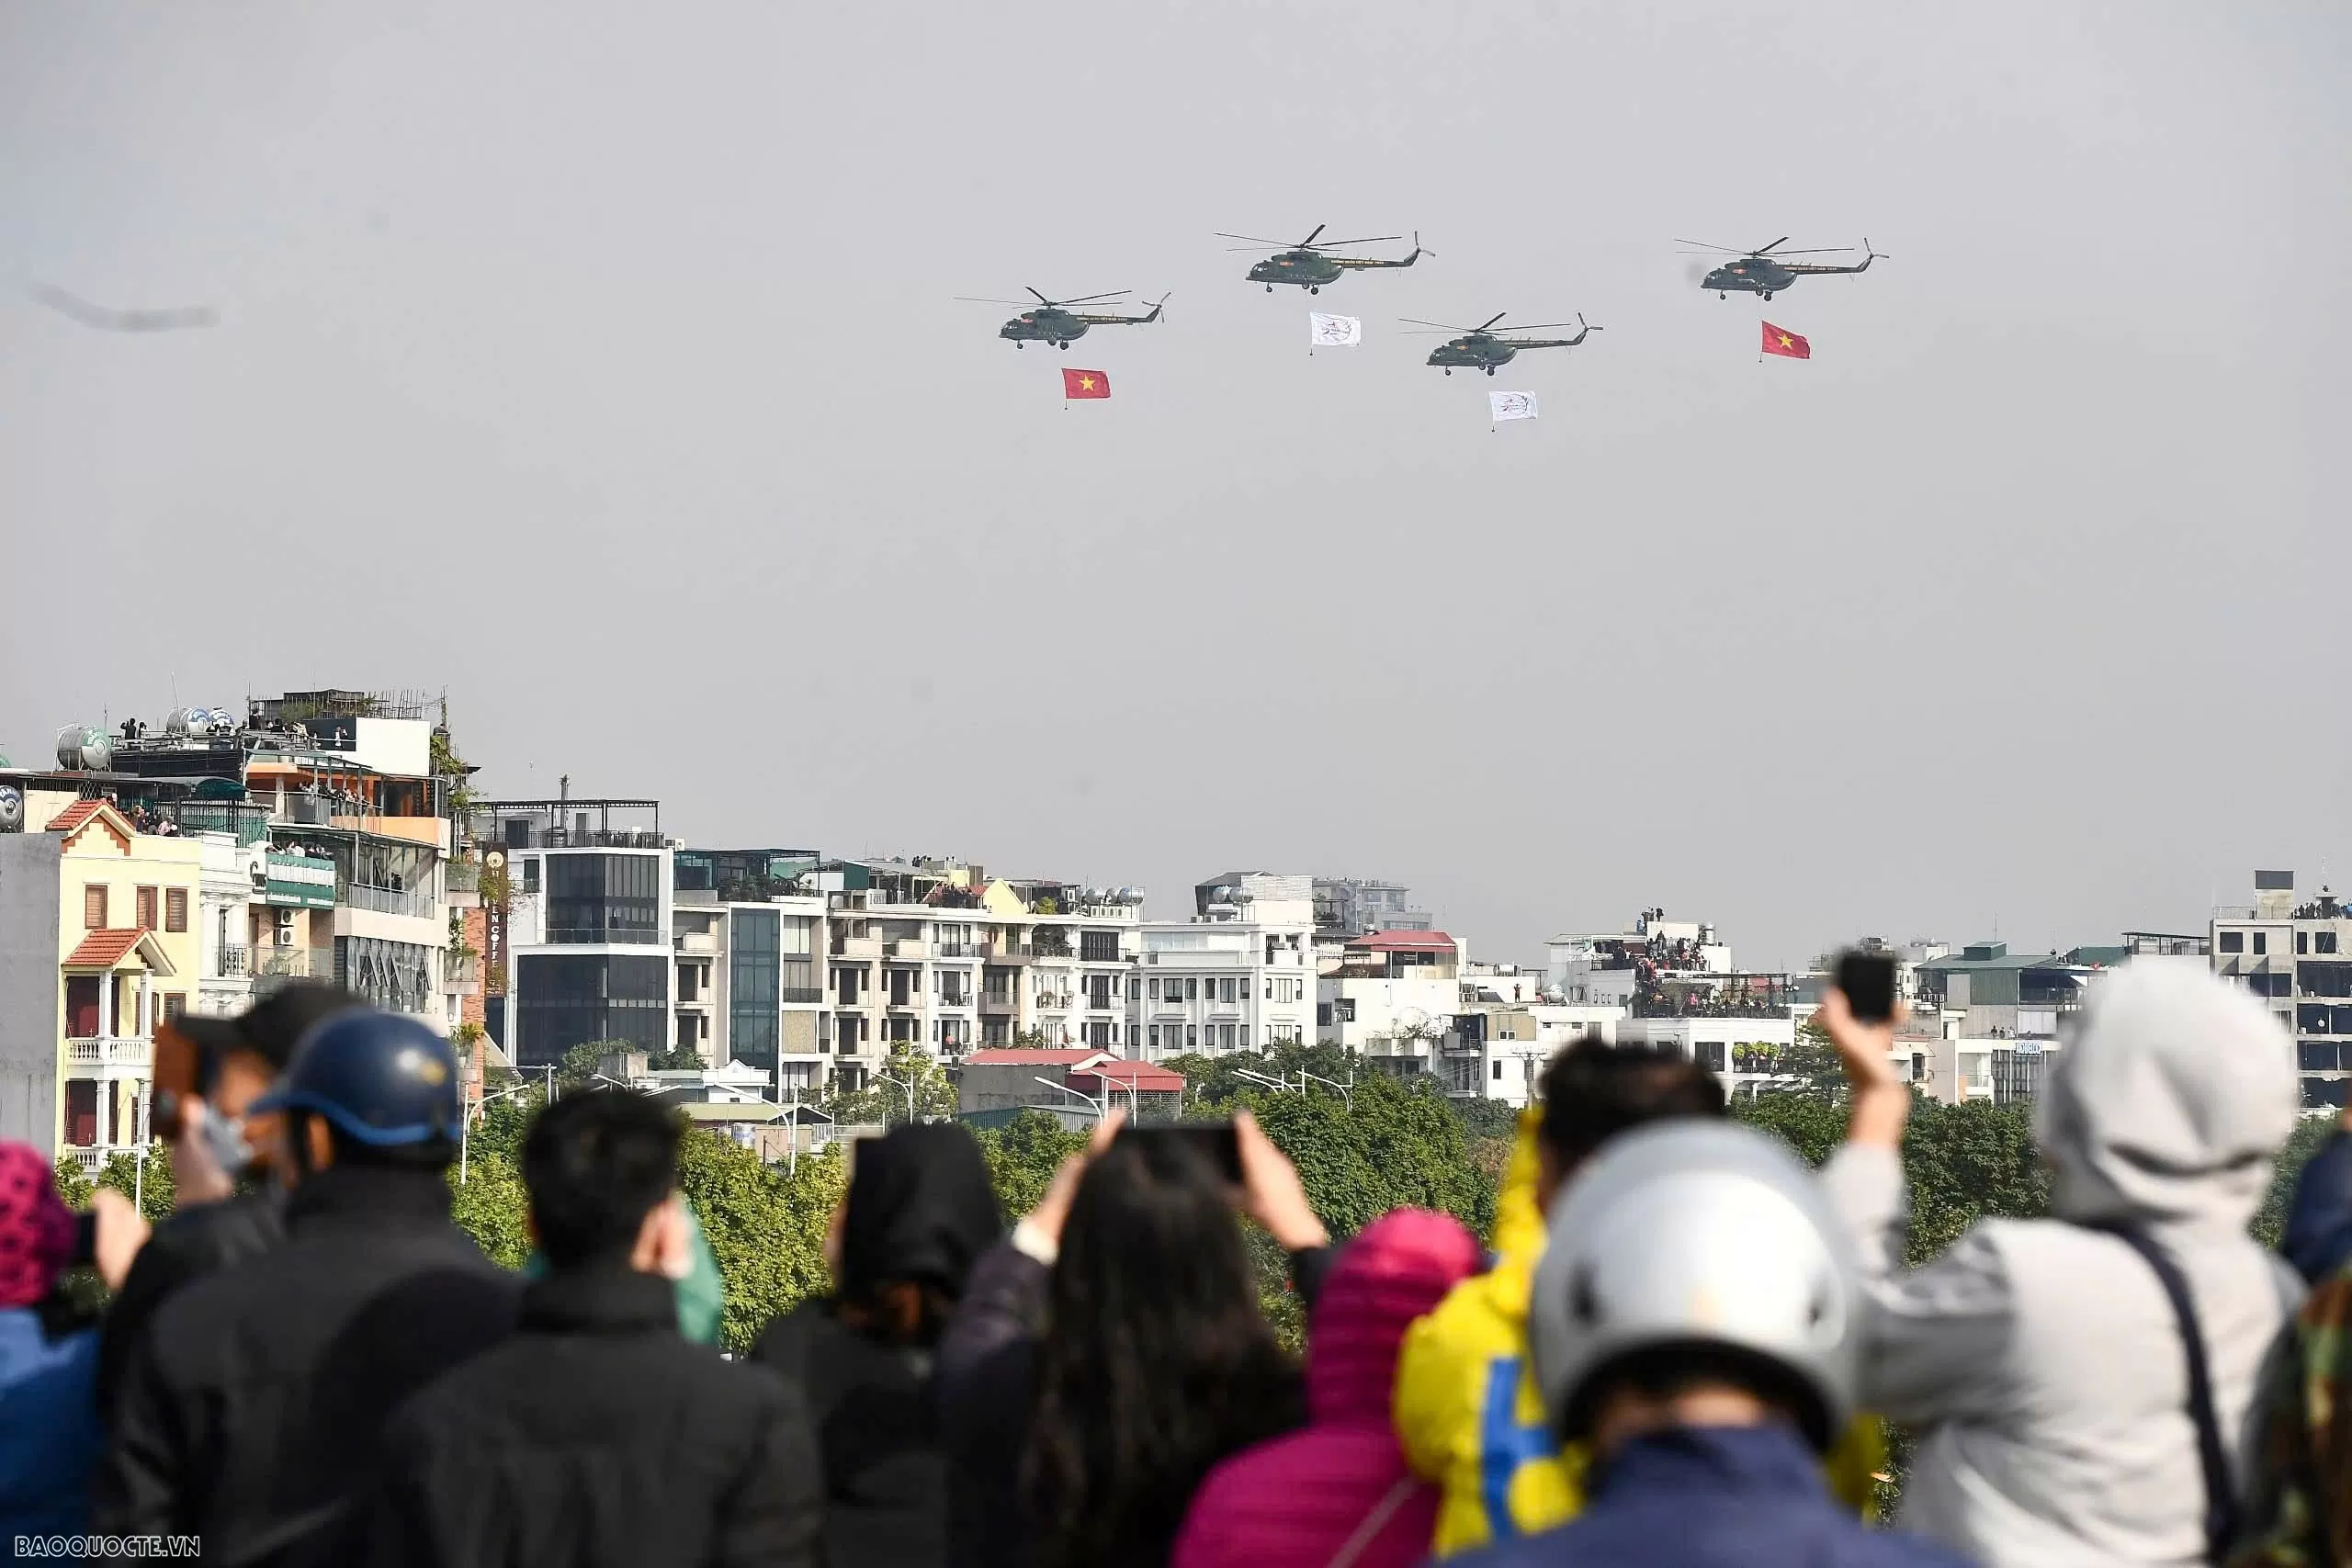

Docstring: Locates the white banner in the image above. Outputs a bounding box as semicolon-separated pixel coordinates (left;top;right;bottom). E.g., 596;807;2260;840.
1489;390;1539;423
1308;311;1363;346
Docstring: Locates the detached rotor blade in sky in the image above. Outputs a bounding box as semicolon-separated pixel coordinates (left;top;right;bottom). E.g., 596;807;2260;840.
29;283;218;333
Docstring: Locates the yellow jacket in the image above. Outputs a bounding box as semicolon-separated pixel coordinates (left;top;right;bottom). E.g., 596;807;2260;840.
1394;1107;1884;1555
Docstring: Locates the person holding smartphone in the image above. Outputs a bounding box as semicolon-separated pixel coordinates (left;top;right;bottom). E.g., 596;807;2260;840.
937;1110;1329;1568
95;981;366;1421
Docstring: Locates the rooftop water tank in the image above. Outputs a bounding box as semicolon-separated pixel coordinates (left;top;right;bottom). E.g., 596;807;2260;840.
56;725;112;771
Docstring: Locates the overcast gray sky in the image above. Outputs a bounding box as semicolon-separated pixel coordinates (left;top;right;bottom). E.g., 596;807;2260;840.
5;1;2347;969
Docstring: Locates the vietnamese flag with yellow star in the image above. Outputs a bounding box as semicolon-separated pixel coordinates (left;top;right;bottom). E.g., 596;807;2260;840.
1061;367;1111;399
1760;322;1811;360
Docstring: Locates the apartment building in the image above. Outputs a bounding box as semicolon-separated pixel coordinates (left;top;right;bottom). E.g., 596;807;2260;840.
0;799;203;1163
1132;873;1317;1059
2213;871;2352;1109
818;861;1141;1089
1313;877;1434;941
1320;931;1463;1059
481;796;674;1069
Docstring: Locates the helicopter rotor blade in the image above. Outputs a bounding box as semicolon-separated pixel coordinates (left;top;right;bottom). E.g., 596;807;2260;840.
1397;318;1472;331
954;297;1036;306
1057;291;1131;305
1300;223;1327;247
1024;287;1054;305
1500;322;1579;333
1754;236;1792;254
1476;311;1509;333
1310;235;1403;249
1770;247;1855;255
1214;232;1293;247
1670;239;1749;254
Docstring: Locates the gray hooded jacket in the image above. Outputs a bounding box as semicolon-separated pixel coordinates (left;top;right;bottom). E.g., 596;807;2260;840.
1822;963;2303;1567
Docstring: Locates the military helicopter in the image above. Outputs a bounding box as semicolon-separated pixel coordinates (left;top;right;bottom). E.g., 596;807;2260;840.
1674;237;1883;300
1214;224;1428;294
1398;312;1600;376
956;288;1170;349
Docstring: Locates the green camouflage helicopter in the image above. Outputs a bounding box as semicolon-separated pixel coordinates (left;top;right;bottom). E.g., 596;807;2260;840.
1401;312;1600;376
1216;224;1428;294
957;288;1170;349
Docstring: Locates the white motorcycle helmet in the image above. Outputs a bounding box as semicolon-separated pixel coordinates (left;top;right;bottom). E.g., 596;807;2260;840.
1529;1120;1860;1450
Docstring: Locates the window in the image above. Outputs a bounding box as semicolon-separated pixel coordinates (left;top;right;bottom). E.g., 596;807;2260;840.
164;888;188;933
547;853;661;943
1080;930;1121;963
84;885;107;930
1128;976;1141;1000
1493;1060;1504;1081
2256;932;2269;955
1186;1025;1197;1050
1149;1025;1161;1050
2220;931;2244;953
1220;1024;1236;1050
2300;932;2311;955
163;993;187;1022
1149;977;1161;1001
2323;932;2343;955
1184;977;1198;1002
135;886;159;931
513;952;671;1066
522;857;540;894
679;966;700;1003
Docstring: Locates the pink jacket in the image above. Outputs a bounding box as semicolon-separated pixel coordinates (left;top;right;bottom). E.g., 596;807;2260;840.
1173;1209;1482;1568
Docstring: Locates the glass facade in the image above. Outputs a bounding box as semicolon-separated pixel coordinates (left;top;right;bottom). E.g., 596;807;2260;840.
514;953;669;1065
546;852;661;944
336;937;437;1016
730;909;780;1071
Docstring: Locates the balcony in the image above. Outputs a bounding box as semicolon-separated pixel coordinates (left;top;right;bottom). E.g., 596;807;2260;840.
983;949;1034;966
64;1145;153;1175
446;953;482;997
780;987;824;1006
65;1037;153;1071
253;945;334;997
214;943;252;978
444;858;481;908
831;936;884;961
940;990;974;1010
160;801;272;845
884;939;930;960
936;942;977;960
345;882;436;920
978;994;1017;1016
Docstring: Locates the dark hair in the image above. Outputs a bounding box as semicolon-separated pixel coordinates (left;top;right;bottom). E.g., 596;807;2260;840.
1537;1037;1726;1173
325;1127;458;1171
1022;1136;1304;1568
1566;1340;1834;1452
520;1089;684;1268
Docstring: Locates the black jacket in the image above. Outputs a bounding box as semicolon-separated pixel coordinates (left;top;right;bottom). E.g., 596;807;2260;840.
753;1301;947;1568
96;1190;285;1421
94;1165;520;1566
361;1265;822;1568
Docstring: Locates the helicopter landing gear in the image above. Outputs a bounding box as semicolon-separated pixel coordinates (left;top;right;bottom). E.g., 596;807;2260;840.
1442;368;1452;377
1486;367;1496;377
1057;341;1068;350
1309;286;1320;295
1761;292;1773;301
1718;292;1727;300
1265;285;1273;294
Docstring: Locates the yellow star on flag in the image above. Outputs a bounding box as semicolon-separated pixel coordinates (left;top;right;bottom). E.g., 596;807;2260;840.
1777;334;1793;348
1079;376;1095;390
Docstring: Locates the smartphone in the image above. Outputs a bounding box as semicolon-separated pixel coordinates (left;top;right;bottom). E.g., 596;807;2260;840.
1119;1122;1244;1186
151;1019;202;1141
1836;950;1898;1025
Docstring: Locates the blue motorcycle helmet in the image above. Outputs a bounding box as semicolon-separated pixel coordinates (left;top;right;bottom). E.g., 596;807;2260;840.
251;1009;463;1169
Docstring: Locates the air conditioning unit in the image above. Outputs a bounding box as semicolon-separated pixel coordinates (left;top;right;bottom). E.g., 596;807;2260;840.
274;908;296;931
274;929;297;948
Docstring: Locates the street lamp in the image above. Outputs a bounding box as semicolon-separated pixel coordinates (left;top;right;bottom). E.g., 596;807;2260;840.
1296;1068;1354;1111
1233;1067;1291;1096
875;1068;919;1127
1033;1076;1103;1122
459;1080;537;1186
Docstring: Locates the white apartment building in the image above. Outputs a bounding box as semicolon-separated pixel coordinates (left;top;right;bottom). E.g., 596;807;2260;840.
1133;873;1317;1059
2213;871;2352;1111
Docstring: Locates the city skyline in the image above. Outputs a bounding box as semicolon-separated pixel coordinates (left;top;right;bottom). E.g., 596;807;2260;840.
5;3;2347;974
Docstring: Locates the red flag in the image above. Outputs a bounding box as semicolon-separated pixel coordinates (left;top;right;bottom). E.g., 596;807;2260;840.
1760;322;1811;360
1061;368;1111;400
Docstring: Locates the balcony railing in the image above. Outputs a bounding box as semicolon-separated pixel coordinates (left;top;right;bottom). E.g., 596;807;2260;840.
444;859;481;896
64;1145;152;1175
345;882;436;919
65;1037;154;1070
215;943;252;978
160;801;272;845
253;946;335;997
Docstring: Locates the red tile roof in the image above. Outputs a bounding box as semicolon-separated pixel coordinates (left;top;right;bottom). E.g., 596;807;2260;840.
64;929;151;970
960;1048;1107;1066
1071;1061;1187;1092
1345;930;1458;952
47;799;107;835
